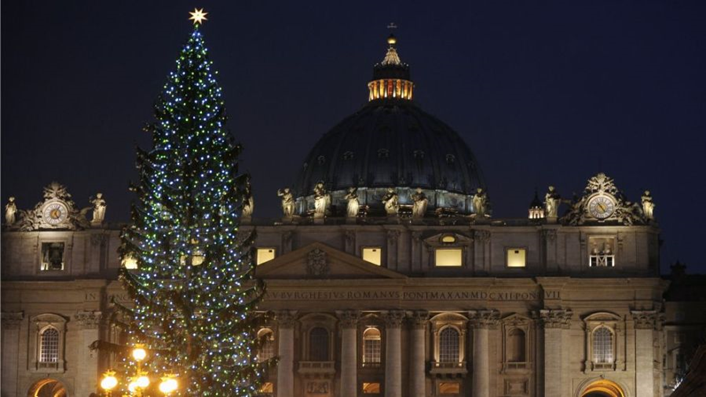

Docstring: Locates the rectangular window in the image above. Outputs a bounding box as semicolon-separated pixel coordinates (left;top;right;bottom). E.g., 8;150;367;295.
439;382;460;394
41;242;65;271
259;382;274;393
121;254;138;269
363;383;381;394
362;247;382;266
256;248;276;265
506;248;526;268
588;237;616;267
435;248;463;267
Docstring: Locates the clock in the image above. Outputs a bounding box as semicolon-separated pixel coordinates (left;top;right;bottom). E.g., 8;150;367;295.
588;195;615;220
42;202;68;225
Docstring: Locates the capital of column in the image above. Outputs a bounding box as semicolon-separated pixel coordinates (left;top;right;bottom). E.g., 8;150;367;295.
1;311;24;330
383;310;406;328
535;309;573;329
74;310;102;329
407;310;429;329
468;309;500;329
276;310;298;328
337;310;361;328
631;310;663;330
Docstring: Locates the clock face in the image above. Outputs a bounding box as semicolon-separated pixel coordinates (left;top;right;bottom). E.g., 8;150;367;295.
588;195;615;220
42;202;68;225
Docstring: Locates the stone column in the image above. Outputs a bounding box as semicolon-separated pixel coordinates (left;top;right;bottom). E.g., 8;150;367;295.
470;310;500;397
537;309;573;397
337;310;360;397
276;311;297;397
632;311;658;397
74;311;102;397
408;311;429;397
384;310;405;397
1;312;23;397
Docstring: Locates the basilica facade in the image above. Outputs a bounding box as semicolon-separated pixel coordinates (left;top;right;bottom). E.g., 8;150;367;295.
2;35;704;397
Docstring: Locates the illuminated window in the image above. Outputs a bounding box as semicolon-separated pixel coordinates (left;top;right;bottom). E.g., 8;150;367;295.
363;382;381;394
362;247;382;266
260;382;274;393
441;235;456;244
506;248;526;268
41;242;65;271
40;328;59;363
593;327;613;364
257;328;275;362
256;248;276;265
363;328;382;366
589;237;616;267
439;327;460;363
309;327;329;361
439;382;460;394
435;249;462;267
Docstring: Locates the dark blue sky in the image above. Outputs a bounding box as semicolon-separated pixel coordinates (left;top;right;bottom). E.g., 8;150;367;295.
3;1;705;273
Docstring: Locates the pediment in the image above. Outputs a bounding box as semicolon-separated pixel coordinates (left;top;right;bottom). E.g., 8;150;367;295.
255;242;406;280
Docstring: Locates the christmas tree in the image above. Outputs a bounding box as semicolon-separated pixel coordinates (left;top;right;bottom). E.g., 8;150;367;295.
117;10;271;396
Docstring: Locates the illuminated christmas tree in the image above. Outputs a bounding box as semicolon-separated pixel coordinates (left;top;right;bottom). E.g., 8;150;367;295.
118;9;271;396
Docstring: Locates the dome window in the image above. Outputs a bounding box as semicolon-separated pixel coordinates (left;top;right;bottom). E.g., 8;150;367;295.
317;155;326;165
413;150;424;159
446;154;456;164
378;149;389;159
343;151;354;160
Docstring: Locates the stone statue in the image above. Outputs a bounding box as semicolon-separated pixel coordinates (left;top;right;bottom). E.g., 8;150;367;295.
544;186;561;218
344;187;359;218
382;188;399;215
313;181;330;219
277;187;295;218
411;188;428;218
5;197;17;225
472;187;488;218
242;176;254;219
89;193;107;224
641;190;655;220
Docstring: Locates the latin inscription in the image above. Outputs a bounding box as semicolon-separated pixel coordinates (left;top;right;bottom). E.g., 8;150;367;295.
266;290;559;301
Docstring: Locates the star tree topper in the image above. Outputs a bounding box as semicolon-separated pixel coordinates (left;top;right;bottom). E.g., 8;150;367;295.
189;8;208;24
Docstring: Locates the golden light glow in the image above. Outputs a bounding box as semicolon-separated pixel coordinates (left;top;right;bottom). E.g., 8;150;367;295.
363;382;381;394
122;254;138;269
259;382;274;393
132;346;147;362
439;382;461;394
128;381;138;393
191;248;205;266
507;248;526;268
441;235;456;244
362;247;382;266
100;371;118;391
256;248;276;265
581;379;625;397
189;8;208;24
159;376;178;394
368;79;413;101
435;248;462;267
136;375;150;389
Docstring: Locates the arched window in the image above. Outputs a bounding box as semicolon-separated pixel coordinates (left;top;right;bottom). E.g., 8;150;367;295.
593;327;613;364
257;328;275;362
507;328;526;362
439;327;460;363
363;328;382;366
40;328;59;363
309;327;329;361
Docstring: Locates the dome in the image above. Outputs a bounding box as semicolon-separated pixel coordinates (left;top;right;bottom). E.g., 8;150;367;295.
292;35;487;217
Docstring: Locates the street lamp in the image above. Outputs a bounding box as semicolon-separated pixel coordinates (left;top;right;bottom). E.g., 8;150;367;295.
99;345;179;396
159;375;179;395
100;370;118;396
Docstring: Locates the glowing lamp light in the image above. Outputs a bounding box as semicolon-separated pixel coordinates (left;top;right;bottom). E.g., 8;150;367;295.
132;346;147;362
137;375;150;389
192;248;205;266
100;371;118;391
128;381;138;393
122;254;138;269
159;376;179;395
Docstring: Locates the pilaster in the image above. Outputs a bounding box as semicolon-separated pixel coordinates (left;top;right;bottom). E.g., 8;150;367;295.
536;309;573;397
408;311;429;397
73;310;102;397
632;310;659;397
337;310;360;397
276;311;297;397
469;310;499;397
383;310;405;397
1;312;23;397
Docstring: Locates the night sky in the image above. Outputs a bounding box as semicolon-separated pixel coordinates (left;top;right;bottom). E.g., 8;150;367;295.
3;1;705;274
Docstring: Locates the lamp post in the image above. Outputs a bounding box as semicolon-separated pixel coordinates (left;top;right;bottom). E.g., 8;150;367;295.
100;346;179;397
